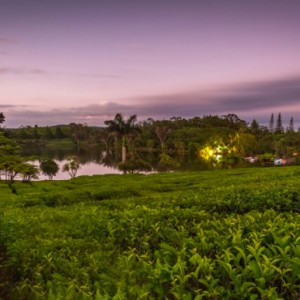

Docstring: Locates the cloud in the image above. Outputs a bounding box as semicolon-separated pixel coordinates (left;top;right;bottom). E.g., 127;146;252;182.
0;37;16;44
0;104;16;108
0;67;120;79
208;76;300;112
2;103;129;127
127;75;300;120
2;75;300;127
0;67;46;75
138;75;300;107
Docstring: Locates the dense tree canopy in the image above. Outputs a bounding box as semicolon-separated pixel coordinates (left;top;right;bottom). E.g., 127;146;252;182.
3;112;300;171
40;159;59;180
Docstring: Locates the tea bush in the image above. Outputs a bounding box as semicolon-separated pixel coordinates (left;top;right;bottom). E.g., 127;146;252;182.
1;167;300;299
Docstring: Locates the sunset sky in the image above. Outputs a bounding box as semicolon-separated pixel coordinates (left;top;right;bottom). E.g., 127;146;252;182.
1;0;300;127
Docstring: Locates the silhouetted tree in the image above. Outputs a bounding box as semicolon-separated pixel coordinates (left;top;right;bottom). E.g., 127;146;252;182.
268;113;274;133
275;113;284;133
250;119;260;134
0;112;5;125
104;113;139;162
287;117;294;133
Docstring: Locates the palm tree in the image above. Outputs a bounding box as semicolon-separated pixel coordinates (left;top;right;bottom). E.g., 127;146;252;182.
104;113;139;162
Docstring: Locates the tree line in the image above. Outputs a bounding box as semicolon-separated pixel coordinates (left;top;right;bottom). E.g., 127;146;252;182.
2;111;300;176
0;115;83;183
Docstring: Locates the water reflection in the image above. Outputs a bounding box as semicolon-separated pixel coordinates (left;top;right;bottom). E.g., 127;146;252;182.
21;147;120;180
35;160;121;181
21;146;207;180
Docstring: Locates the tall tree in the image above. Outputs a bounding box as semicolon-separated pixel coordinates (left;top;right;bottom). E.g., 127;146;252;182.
0;112;5;125
250;119;260;134
104;113;139;162
275;113;284;133
287;117;294;132
268;113;274;133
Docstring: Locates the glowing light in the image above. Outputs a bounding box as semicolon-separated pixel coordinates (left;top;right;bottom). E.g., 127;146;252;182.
199;146;215;161
199;139;239;164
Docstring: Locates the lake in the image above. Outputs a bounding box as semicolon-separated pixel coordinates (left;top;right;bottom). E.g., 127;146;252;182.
32;160;121;180
21;146;210;180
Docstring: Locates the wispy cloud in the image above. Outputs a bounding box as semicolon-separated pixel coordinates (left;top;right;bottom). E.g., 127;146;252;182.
2;75;300;127
1;103;128;127
0;104;16;108
0;36;16;44
129;75;300;117
0;67;46;75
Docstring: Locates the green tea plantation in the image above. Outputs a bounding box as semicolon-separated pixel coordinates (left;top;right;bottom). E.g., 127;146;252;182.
1;167;300;299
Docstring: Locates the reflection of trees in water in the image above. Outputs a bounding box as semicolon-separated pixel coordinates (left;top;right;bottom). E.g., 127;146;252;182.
21;145;206;173
77;149;103;165
21;146;103;164
105;149;203;172
20;146;77;161
101;149;206;172
101;151;120;169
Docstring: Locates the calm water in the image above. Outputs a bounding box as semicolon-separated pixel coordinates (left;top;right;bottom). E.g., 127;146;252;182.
21;146;206;180
20;146;121;180
33;160;121;180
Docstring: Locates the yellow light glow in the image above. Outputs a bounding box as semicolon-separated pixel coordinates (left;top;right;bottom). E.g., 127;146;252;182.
199;146;215;161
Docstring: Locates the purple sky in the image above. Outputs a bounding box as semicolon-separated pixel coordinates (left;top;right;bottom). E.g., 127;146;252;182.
1;0;300;127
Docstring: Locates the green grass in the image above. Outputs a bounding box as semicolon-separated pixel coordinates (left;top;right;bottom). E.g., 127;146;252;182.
1;167;300;299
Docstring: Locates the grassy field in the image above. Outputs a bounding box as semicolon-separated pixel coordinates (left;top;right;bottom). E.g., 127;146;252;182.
1;167;300;299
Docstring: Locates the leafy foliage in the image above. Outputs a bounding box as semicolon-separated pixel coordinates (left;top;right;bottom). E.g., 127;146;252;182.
158;153;180;171
62;156;80;178
0;127;38;182
40;159;59;180
6;112;300;168
105;113;140;162
1;167;300;299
